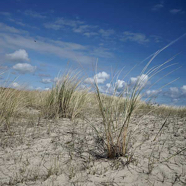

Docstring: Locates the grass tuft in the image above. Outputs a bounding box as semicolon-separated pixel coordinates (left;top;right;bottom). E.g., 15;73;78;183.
91;54;180;159
0;87;25;132
42;71;88;120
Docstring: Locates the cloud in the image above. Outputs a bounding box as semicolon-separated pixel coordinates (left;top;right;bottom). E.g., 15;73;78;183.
181;85;186;94
11;82;34;90
36;87;42;90
44;17;84;30
120;31;149;44
44;17;116;40
13;63;36;74
170;9;184;14
152;3;164;11
51;40;86;50
44;17;115;39
0;23;114;64
95;71;110;79
7;18;38;29
14;21;26;27
165;85;186;100
90;47;114;58
115;79;126;89
0;12;11;16
169;87;179;98
106;80;127;94
38;73;51;78
130;74;149;87
146;89;161;96
83;32;98;37
150;35;162;43
0;22;21;34
41;78;52;84
84;77;94;84
44;18;100;38
11;82;21;89
106;83;111;88
161;86;186;105
173;98;179;103
162;85;186;105
24;10;46;19
8;18;26;27
99;29;115;37
84;71;110;84
104;80;127;94
0;32;96;64
6;49;29;62
55;18;84;27
85;77;107;84
54;77;60;83
73;25;97;33
43;23;62;30
0;65;8;70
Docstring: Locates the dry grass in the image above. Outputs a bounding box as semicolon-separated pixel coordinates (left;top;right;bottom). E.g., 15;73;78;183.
0;87;26;132
41;71;89;120
23;90;46;109
89;52;183;159
0;68;186;186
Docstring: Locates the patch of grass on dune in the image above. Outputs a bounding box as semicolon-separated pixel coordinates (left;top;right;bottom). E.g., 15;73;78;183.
91;53;181;159
0;87;25;132
41;71;89;120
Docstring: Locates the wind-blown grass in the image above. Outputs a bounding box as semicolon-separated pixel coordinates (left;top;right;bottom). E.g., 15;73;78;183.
42;71;89;120
0;87;25;132
92;53;180;159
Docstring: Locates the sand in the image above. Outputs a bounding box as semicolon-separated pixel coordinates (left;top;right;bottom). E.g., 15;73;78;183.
0;112;186;186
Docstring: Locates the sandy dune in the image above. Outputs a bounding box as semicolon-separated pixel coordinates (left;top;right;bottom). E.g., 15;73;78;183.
0;113;186;186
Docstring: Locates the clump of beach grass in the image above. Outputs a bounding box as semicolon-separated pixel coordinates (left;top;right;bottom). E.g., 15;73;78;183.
42;71;89;120
23;89;46;110
91;52;180;159
0;86;26;132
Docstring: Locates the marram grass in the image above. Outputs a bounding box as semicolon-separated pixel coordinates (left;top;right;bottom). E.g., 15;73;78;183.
91;54;182;158
42;71;89;120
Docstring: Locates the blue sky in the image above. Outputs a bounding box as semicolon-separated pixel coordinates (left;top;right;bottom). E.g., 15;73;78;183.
0;0;186;105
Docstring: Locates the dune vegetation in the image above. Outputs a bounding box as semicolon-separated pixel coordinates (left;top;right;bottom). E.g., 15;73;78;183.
0;58;186;186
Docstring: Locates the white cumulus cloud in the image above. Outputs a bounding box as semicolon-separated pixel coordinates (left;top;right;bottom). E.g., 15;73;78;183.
181;85;186;94
41;78;52;84
13;63;36;74
106;83;111;88
84;71;110;84
84;77;94;84
6;49;29;62
130;74;148;87
164;85;186;103
169;87;179;98
0;32;96;64
95;71;110;79
115;80;126;89
11;82;21;89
